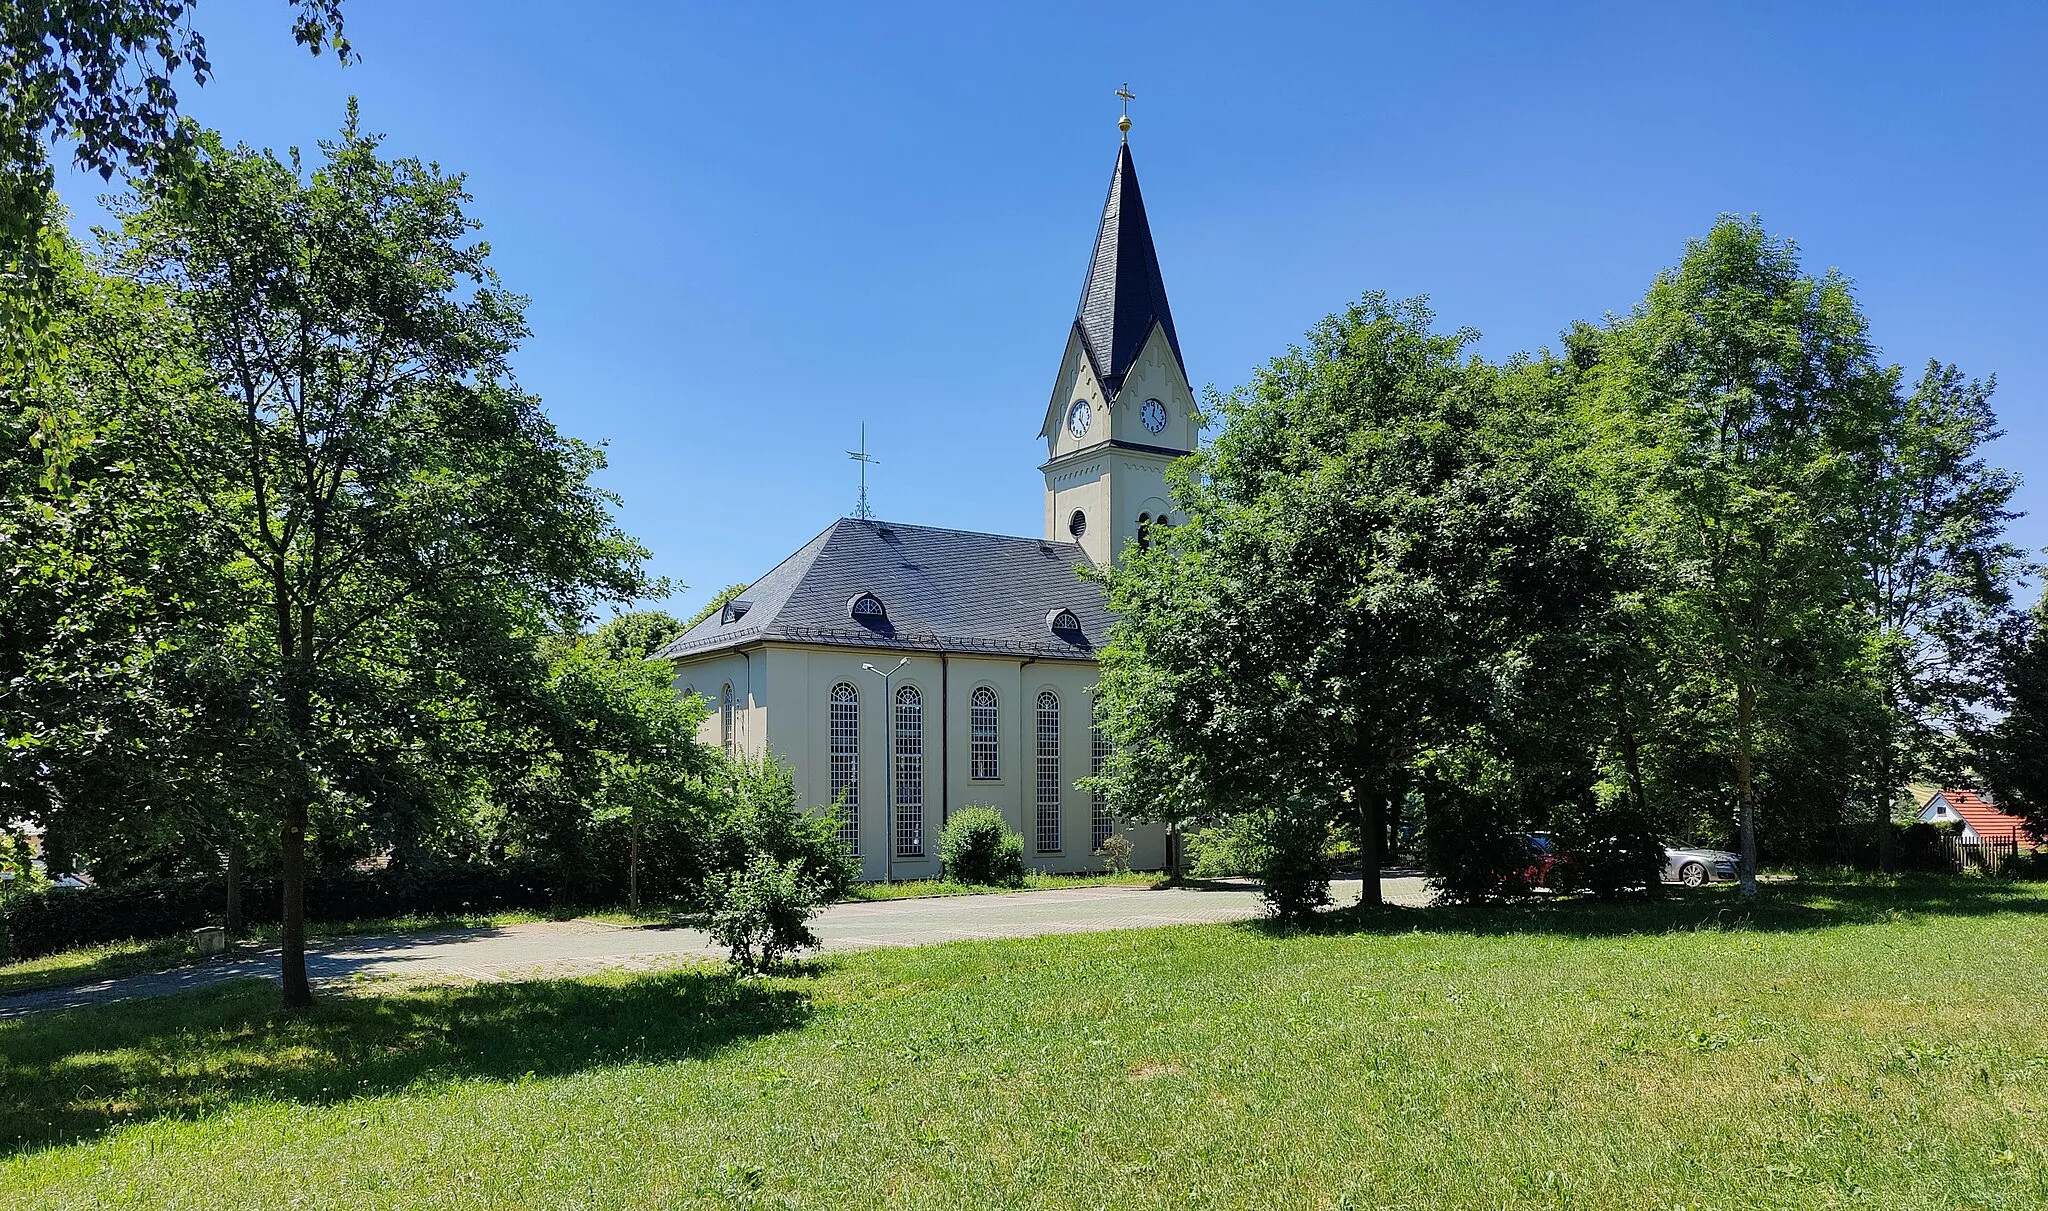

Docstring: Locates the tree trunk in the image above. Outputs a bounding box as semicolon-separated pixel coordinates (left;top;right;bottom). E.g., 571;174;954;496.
628;818;641;915
1733;681;1759;902
224;843;243;938
1874;747;1897;875
1356;788;1383;908
279;793;312;1007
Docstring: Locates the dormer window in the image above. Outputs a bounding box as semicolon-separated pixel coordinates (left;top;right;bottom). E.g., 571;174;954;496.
1048;608;1083;639
720;599;752;625
850;592;886;622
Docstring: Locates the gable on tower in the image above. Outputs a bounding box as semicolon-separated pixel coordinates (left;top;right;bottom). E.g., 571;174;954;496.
1041;140;1192;442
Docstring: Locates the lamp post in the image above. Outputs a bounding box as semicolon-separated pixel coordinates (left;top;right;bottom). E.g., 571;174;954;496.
862;657;910;882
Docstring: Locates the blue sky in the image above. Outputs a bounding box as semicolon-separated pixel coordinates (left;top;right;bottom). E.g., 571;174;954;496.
53;2;2048;618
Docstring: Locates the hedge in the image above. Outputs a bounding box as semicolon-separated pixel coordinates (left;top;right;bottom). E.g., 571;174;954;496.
0;865;559;961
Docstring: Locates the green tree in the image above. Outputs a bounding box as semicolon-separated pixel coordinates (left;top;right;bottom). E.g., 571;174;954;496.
1578;217;1888;898
98;108;651;1005
586;609;686;663
1090;295;1618;908
1980;595;2048;842
529;633;707;913
2;1;348;356
1847;362;2031;867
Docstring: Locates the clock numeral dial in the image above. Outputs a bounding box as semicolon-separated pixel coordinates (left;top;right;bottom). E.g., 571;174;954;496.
1141;398;1168;434
1067;400;1092;438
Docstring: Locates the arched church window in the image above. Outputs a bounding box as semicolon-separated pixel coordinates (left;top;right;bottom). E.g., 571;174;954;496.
829;683;860;855
895;686;923;858
721;683;735;756
969;687;999;780
1091;721;1113;851
1137;513;1152;552
1035;691;1061;853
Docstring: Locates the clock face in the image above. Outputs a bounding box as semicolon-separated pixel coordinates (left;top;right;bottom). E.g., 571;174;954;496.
1141;398;1168;434
1067;400;1092;438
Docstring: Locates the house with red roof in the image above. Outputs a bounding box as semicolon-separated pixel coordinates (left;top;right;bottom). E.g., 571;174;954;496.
1916;790;2039;846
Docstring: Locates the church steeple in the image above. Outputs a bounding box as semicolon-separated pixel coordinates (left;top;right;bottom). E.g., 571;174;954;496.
1073;139;1185;398
1040;109;1198;568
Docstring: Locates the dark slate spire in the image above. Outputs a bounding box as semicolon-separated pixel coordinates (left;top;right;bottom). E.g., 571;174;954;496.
1074;140;1184;396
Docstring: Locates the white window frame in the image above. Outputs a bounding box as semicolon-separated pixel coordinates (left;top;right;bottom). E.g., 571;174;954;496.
895;685;924;858
1035;690;1061;853
829;682;860;856
970;686;1000;781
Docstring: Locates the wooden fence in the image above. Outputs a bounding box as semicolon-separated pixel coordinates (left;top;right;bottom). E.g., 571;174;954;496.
1946;833;2022;875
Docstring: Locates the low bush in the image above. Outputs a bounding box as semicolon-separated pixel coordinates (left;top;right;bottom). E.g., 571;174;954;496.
1183;800;1331;921
704;853;825;972
706;755;861;900
1420;788;1533;904
1253;796;1333;922
1094;833;1134;874
0;866;558;961
938;808;1025;886
1553;805;1664;899
1187;817;1258;878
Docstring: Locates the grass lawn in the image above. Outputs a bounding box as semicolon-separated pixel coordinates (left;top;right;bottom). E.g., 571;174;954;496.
843;869;1161;901
3;878;2045;1209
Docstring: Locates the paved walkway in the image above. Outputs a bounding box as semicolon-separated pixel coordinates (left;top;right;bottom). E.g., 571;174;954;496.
0;876;1432;1019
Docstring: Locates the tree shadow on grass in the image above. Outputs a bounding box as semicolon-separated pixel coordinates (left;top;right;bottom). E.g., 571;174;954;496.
0;965;809;1155
1235;875;2048;941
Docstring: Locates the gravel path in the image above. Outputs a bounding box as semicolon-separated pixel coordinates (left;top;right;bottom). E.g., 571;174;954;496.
0;876;1433;1019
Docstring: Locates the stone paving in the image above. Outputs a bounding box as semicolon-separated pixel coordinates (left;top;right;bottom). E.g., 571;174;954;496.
0;876;1434;1019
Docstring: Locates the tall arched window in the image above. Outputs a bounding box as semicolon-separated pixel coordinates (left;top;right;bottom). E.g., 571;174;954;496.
829;682;859;855
895;686;923;858
1091;722;1112;851
1035;691;1061;853
970;687;999;780
721;683;735;756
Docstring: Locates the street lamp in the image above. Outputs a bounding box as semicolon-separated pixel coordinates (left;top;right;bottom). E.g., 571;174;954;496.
861;657;910;882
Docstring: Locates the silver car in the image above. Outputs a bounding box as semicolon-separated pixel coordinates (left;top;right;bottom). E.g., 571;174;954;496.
1663;840;1740;887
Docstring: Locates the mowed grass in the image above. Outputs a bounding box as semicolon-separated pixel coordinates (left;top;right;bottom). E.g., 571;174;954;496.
3;879;2045;1209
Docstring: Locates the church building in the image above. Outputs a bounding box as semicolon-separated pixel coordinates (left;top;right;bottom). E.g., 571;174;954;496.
656;120;1195;880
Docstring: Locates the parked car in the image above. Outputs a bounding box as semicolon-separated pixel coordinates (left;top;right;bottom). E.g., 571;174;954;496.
1519;831;1563;890
1662;840;1739;887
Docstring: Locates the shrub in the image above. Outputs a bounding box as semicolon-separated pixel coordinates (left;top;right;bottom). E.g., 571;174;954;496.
1553;805;1665;899
0;865;560;960
939;808;1026;886
1420;787;1533;904
1094;833;1134;874
1183;801;1331;921
1187;816;1258;877
704;853;824;972
1253;796;1334;922
708;755;860;900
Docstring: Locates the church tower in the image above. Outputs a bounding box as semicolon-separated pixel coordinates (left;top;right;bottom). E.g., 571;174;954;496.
1040;118;1197;566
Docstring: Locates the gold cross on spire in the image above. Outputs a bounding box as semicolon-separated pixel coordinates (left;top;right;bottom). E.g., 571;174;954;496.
1116;83;1135;137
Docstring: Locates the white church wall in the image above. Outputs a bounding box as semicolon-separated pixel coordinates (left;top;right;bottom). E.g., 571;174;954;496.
671;650;759;757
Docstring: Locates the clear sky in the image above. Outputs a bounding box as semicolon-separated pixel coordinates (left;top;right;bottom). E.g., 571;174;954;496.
52;2;2048;619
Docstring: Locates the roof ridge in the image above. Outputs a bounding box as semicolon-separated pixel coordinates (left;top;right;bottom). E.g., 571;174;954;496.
831;516;1088;553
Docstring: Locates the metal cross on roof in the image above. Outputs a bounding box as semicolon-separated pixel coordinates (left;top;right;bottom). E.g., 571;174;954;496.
847;424;879;520
1116;83;1135;136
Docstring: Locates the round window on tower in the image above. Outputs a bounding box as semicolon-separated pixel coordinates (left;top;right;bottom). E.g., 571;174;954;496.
1068;509;1086;538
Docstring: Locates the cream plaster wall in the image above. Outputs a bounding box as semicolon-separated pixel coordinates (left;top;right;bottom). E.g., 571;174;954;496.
1040;322;1198;568
674;642;1165;880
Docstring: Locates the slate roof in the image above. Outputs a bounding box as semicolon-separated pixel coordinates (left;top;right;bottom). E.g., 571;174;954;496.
1074;140;1185;396
654;519;1109;662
